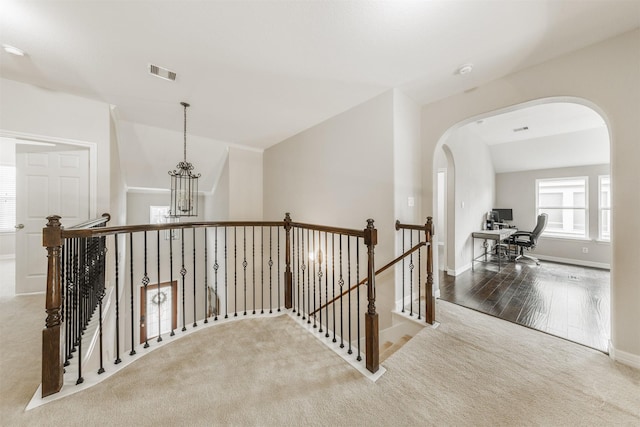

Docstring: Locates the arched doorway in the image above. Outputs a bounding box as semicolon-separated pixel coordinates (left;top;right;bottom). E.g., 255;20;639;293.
433;97;611;352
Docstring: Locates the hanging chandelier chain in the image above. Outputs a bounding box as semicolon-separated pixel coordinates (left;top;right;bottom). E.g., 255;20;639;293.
182;102;188;163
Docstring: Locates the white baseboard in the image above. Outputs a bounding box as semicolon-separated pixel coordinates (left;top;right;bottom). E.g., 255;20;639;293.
609;341;640;369
536;254;610;270
446;263;471;276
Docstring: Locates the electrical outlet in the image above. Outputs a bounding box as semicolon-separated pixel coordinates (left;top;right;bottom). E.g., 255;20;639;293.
582;247;589;253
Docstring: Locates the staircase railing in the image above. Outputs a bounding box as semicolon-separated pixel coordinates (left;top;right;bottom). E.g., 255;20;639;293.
308;217;435;326
41;213;378;397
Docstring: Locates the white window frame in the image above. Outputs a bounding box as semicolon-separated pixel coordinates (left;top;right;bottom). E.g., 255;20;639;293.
0;165;16;233
536;176;589;239
598;175;611;242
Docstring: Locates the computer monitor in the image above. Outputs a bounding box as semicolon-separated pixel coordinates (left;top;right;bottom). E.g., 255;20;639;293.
492;208;513;222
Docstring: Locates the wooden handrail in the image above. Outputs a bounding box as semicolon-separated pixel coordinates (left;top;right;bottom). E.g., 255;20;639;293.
66;213;111;230
289;221;365;238
309;241;427;316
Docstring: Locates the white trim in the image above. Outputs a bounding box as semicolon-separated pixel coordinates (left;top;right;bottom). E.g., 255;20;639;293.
0;254;15;260
609;341;640;369
535;254;609;270
447;263;471;276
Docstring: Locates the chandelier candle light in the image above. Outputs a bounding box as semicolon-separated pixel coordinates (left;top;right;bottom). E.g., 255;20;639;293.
169;102;200;217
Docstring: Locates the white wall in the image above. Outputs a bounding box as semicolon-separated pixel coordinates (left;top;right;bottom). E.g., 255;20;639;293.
496;164;610;268
263;90;396;328
228;147;263;220
444;126;496;273
421;29;640;365
0;78;111;215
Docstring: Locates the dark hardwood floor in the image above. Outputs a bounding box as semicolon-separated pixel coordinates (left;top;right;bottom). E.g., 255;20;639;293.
439;260;610;352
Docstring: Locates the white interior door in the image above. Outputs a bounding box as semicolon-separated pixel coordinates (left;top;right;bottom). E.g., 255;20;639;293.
15;148;89;294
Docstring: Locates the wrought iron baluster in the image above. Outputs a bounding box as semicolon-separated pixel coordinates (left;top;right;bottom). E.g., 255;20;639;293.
301;229;306;320
157;230;163;341
356;242;361;361
318;232;323;334
169;229;175;336
277;226;281;312
292;226;296;314
243;226;247;316
224;227;228;319
306;229;310;324
260;227;264;314
193;228;197;327
181;229;186;331
142;231;150;348
410;230;414;316
129;233;136;355
324;232;329;338
269;227;273;313
402;230;405;313
114;234;121;363
332;233;336;343
312;230;317;328
347;236;352;354
339;235;344;348
418;230;422;320
234;227;237;317
204;228;208;324
252;226;256;314
214;227;219;321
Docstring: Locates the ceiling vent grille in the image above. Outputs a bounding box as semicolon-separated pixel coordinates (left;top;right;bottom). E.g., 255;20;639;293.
149;64;177;81
513;126;529;132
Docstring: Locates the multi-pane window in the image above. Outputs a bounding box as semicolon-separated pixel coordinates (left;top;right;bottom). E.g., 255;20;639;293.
536;177;588;238
0;165;16;232
599;175;610;241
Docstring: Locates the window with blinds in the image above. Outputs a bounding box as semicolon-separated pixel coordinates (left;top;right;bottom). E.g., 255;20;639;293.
0;165;16;232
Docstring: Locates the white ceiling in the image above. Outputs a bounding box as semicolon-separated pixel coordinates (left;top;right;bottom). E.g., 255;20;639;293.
1;1;639;150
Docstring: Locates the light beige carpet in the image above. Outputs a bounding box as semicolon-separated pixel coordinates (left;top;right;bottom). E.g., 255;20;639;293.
1;294;639;426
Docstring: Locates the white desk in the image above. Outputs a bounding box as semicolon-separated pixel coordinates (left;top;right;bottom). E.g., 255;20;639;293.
472;228;517;271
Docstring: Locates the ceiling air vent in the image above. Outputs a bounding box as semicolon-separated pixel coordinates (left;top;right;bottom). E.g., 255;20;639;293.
149;64;177;81
513;126;529;133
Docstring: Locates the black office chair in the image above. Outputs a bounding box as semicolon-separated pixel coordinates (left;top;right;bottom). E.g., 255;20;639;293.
507;213;548;265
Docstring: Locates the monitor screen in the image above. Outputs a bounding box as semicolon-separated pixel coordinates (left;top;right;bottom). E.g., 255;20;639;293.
493;208;513;222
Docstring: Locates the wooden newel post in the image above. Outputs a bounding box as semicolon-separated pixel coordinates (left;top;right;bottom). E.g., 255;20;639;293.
425;217;435;325
284;213;293;309
364;219;379;373
42;215;64;397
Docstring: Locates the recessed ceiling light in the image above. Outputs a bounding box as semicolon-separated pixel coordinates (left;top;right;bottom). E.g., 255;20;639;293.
456;63;474;75
2;44;25;56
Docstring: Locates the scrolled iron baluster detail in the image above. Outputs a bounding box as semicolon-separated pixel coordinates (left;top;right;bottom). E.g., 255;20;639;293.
269;227;273;314
283;213;292;309
339;235;344;348
425;217;435;325
324;233;329;339
409;230;414;316
234;227;238;317
181;229;187;331
347;236;352;355
142;231;150;348
214;227;219;321
204;228;209;324
317;240;323;334
169;230;175;336
331;233;336;343
243;226;247;316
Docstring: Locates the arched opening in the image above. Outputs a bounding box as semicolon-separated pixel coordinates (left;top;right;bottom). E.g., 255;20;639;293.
433;97;611;352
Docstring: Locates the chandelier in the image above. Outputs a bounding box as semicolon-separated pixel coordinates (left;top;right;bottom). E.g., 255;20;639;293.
169;102;200;217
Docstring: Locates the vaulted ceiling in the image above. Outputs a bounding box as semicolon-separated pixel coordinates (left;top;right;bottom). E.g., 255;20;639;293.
1;1;639;150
